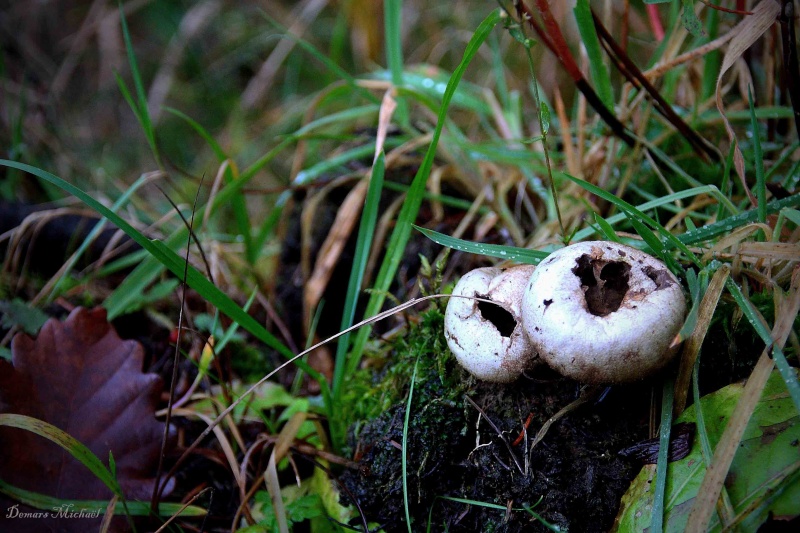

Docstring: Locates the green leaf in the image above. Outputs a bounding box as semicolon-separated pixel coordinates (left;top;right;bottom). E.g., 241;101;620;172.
539;101;551;134
616;369;800;531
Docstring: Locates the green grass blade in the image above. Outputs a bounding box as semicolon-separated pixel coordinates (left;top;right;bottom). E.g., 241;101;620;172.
725;279;800;415
748;87;767;228
345;9;504;377
415;226;548;264
574;0;613;112
592;211;622;242
402;353;420;533
564;173;702;267
0;478;206;517
0;414;121;497
163;106;226;161
164;107;254;260
623;211;680;272
332;152;386;398
46;173;151;302
569;185;734;242
118;4;159;165
716;143;735;221
260;12;379;105
675;268;708;343
700;7;720;101
679;194;800;246
651;377;675;533
385;0;409;127
103;137;294;318
291;144;383;184
292;105;380;138
0;160;323;380
640;140;704;189
418;190;800;274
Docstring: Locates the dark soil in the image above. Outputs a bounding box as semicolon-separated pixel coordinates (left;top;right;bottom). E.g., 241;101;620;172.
339;348;657;532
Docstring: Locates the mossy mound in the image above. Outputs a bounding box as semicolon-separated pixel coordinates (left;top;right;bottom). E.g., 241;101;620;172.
338;307;651;531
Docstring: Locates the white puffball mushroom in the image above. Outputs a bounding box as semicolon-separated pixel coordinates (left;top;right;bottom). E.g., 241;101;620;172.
445;265;538;382
521;241;686;383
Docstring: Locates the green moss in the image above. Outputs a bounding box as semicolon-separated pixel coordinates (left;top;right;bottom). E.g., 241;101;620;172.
338;306;466;452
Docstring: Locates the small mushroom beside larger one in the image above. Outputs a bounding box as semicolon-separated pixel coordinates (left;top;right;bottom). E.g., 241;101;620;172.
521;241;686;383
444;265;538;382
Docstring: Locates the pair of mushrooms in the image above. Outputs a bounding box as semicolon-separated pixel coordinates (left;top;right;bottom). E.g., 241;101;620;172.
444;241;687;383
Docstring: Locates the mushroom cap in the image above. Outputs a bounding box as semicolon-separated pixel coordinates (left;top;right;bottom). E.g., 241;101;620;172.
445;265;537;382
521;241;686;383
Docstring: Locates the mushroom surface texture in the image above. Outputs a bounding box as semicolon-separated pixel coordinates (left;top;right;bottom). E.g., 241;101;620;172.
445;265;538;382
521;241;686;383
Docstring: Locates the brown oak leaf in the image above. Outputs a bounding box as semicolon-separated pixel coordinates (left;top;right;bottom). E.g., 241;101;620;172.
0;307;172;531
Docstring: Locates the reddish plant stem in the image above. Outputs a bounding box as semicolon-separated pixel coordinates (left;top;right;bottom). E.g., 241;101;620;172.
512;412;534;447
513;0;636;147
592;10;720;162
699;0;752;15
646;4;665;42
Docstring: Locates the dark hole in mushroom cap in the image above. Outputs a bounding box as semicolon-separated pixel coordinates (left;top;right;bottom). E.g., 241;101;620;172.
477;300;517;337
572;255;631;317
573;254;597;288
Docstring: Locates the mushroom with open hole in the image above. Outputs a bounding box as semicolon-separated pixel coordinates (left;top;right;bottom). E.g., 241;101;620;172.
444;264;538;382
520;241;686;383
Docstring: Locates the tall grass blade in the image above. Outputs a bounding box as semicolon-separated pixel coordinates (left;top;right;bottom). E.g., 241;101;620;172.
164;107;254;261
0;479;206;517
0;414;122;497
346;9;504;377
415;226;548;264
385;0;408;126
651;377;675;533
402;354;420;533
726;279;800;414
679;194;800;246
117;5;160;165
0;160;323;381
748;87;768;228
45;173;152;303
564;173;702;267
163;107;225;160
332;152;386;398
102;137;294;319
574;0;613;112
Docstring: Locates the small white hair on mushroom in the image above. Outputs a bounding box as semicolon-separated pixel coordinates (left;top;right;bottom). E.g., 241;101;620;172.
521;241;686;383
444;265;537;382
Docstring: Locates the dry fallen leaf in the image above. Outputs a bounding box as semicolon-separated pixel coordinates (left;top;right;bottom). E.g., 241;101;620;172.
0;307;172;531
715;0;781;206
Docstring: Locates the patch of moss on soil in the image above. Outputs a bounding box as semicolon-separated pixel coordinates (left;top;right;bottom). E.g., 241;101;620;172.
338;308;655;532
